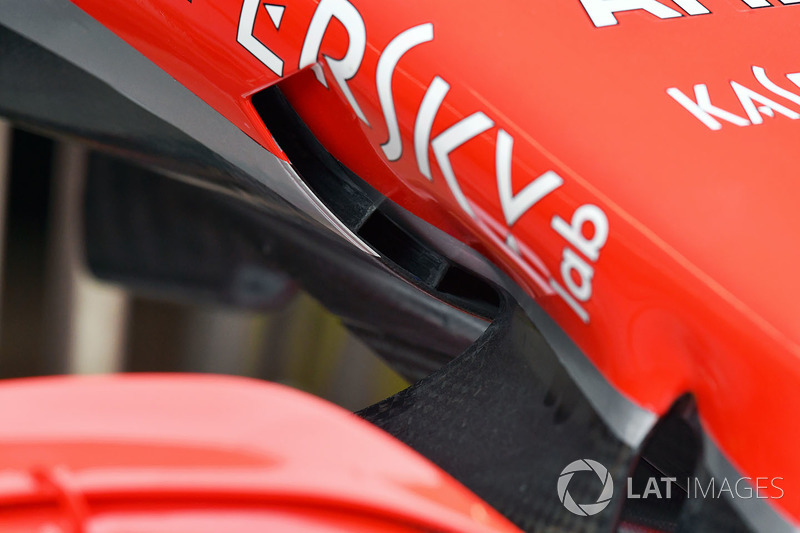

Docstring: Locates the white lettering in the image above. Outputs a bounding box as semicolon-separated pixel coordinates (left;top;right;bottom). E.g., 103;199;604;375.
579;0;800;26
579;0;683;28
695;478;715;499
552;204;609;262
753;66;800;108
431;112;495;217
299;0;369;124
237;0;284;77
661;477;676;499
496;129;563;227
377;24;434;161
673;0;710;15
550;278;590;323
667;84;750;130
735;478;754;499
730;81;800;124
627;478;641;498
264;4;285;28
772;477;785;499
643;477;663;498
718;478;734;498
561;247;594;302
414;76;450;180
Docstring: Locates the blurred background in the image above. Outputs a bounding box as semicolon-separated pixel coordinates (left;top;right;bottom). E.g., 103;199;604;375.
0;120;408;412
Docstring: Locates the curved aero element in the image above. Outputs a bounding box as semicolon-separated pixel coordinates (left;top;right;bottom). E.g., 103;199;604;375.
0;0;653;451
377;23;434;161
0;0;377;257
4;2;798;531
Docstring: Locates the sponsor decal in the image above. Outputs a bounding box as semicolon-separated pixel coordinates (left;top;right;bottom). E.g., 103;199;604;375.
579;0;800;28
557;459;785;517
237;0;610;323
669;66;800;130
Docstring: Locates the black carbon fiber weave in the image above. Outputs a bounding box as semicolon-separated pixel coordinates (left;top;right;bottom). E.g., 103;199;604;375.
359;297;638;532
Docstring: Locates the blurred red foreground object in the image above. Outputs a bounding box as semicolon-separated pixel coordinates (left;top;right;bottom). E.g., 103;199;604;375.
0;374;520;532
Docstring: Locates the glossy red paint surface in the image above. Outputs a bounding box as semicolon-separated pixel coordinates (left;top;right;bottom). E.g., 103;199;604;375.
70;0;800;523
0;375;520;532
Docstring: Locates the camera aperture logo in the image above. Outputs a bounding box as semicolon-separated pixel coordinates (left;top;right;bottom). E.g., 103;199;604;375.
557;459;614;516
558;459;785;518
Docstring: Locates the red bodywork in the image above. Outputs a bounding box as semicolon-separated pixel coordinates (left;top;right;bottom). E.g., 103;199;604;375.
67;0;800;524
0;375;519;532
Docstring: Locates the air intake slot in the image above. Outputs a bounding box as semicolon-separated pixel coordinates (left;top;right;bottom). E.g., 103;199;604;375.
251;86;499;318
356;209;447;287
437;264;501;317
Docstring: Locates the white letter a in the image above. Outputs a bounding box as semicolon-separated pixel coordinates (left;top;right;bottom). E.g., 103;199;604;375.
579;0;683;27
